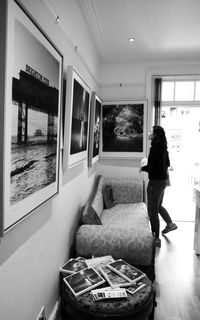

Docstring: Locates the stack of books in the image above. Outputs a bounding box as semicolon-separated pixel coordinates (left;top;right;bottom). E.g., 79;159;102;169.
60;256;148;298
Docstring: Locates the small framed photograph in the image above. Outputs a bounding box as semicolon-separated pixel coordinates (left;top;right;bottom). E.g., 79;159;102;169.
60;258;87;275
107;259;145;283
126;279;147;295
88;92;101;167
63;66;91;170
63;267;105;297
101;100;147;159
98;265;131;288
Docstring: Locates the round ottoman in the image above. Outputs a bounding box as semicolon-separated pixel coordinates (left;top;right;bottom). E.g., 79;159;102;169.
60;275;155;320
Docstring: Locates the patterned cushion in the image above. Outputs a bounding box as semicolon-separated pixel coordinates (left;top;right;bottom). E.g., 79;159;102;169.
101;203;149;227
91;176;104;218
102;184;116;209
104;177;143;204
82;203;102;225
76;222;153;265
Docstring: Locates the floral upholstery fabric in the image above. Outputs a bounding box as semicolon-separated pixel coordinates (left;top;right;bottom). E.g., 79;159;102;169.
104;177;143;204
76;175;154;266
101;203;149;226
91;176;104;218
76;223;153;265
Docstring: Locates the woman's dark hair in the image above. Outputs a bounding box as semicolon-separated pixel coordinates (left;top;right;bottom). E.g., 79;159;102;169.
152;125;168;149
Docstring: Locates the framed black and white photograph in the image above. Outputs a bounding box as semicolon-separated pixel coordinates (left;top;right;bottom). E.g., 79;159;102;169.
63;267;105;297
63;66;91;170
98;265;131;288
88;92;101;167
101;100;147;159
107;259;145;283
126;279;147;295
0;0;63;234
60;258;87;275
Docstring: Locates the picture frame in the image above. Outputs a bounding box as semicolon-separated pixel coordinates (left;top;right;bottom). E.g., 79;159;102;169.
88;92;102;167
60;258;87;275
98;265;131;288
107;259;145;283
101;100;147;159
0;0;63;234
63;66;91;170
85;255;114;268
63;267;105;297
126;280;147;295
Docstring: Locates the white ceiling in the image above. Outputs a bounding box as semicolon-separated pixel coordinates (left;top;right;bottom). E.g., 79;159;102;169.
79;0;200;63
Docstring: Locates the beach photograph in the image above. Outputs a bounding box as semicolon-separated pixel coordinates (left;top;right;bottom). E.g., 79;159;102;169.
4;15;62;229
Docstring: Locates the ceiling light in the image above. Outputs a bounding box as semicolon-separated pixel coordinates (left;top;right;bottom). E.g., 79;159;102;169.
128;37;135;42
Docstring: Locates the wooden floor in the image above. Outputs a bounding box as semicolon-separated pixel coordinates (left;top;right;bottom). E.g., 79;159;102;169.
154;220;200;320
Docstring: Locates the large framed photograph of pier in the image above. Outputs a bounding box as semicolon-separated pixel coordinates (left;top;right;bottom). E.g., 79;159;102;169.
88;92;101;167
63;66;91;170
0;0;63;234
101;100;147;159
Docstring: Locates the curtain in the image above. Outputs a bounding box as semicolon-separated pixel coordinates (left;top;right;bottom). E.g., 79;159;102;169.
154;78;162;125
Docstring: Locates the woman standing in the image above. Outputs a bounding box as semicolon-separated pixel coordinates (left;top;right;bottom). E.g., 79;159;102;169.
140;125;177;247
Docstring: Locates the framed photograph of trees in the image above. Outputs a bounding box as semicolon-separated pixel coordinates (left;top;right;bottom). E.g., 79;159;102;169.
63;66;91;170
101;100;147;159
0;0;63;234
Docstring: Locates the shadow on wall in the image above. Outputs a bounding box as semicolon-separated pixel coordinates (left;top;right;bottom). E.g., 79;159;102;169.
62;158;97;186
0;200;53;265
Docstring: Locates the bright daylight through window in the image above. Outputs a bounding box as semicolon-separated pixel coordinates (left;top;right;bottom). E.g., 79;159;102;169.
161;79;200;222
162;80;200;102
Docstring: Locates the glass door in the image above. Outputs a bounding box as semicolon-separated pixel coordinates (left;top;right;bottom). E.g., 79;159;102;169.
160;105;200;221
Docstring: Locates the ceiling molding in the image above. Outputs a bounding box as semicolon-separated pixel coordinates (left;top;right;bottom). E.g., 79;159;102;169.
78;0;106;57
99;56;200;66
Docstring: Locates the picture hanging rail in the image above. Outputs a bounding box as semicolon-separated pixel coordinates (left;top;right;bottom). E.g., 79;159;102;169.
101;100;147;159
0;0;63;235
63;66;91;170
88;92;102;167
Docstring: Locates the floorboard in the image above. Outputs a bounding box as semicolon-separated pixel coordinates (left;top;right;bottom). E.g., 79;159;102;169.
155;221;200;320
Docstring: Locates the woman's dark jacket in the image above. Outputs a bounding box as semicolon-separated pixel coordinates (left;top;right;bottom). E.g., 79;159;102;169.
142;144;170;180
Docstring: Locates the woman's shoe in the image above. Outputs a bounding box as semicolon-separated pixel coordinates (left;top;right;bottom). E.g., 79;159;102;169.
162;223;178;234
155;238;161;247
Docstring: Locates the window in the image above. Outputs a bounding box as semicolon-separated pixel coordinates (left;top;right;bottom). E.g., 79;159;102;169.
195;81;200;100
162;82;174;101
175;81;194;101
162;79;200;102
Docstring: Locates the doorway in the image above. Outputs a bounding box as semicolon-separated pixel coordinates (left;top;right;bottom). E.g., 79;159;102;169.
160;106;200;222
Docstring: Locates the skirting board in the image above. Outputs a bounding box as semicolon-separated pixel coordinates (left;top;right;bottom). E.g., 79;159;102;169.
48;299;60;320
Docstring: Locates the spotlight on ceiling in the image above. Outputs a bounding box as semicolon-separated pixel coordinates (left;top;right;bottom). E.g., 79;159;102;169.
128;37;135;42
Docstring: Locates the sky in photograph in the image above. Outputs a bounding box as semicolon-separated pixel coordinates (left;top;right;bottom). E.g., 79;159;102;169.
11;19;60;136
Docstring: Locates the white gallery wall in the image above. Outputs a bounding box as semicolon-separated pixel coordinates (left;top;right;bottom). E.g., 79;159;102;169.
0;1;99;320
98;59;200;178
1;1;200;320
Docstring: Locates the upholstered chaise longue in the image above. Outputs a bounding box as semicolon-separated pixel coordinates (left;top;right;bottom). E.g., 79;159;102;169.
75;175;155;281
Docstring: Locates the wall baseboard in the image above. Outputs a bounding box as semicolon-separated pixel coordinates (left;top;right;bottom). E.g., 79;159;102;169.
48;299;60;320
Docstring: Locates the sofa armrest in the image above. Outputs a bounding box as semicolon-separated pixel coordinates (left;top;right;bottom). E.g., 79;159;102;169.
104;177;144;203
75;224;153;266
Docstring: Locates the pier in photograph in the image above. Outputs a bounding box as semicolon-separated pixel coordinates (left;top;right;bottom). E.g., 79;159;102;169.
12;68;58;143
